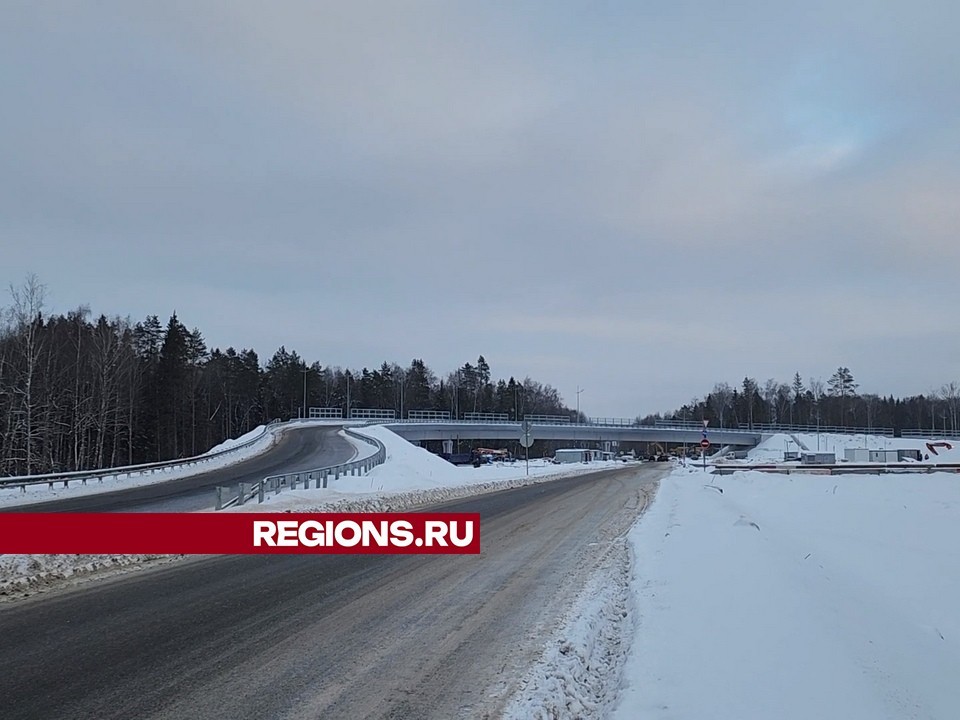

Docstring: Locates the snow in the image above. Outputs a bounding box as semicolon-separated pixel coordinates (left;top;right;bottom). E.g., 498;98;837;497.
612;464;960;719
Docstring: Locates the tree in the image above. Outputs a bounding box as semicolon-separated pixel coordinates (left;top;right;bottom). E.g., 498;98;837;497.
708;382;733;428
828;367;858;426
8;274;47;474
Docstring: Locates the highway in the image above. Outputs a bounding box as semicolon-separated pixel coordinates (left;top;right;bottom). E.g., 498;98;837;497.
1;425;356;513
0;464;663;720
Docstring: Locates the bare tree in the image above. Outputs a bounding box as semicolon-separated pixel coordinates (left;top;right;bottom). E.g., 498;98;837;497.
8;274;47;474
709;382;733;428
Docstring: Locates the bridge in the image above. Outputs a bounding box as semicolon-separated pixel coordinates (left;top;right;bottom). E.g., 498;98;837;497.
381;419;762;447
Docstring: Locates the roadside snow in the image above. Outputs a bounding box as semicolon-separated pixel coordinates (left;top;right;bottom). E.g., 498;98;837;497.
613;465;960;719
502;541;636;720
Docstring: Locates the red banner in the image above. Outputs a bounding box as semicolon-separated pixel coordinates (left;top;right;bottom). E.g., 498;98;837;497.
0;513;481;554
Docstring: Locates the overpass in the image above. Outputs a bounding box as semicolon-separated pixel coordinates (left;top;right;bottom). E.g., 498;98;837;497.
381;419;762;448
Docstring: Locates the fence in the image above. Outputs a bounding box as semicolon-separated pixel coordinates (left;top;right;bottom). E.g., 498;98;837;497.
901;429;960;440
463;412;509;422
524;414;571;424
308;407;343;419
215;428;387;510
407;410;452;421
0;419;283;493
349;408;396;420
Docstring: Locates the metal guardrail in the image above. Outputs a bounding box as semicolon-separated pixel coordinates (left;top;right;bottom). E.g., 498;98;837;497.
464;412;509;422
524;414;572;424
408;410;451;421
901;429;960;439
0;419;284;493
746;422;895;435
214;428;387;510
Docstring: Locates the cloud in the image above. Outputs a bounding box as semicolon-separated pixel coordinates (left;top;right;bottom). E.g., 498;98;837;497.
2;1;960;416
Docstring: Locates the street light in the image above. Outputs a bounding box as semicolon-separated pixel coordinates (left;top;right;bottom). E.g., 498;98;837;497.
302;367;309;419
576;386;584;423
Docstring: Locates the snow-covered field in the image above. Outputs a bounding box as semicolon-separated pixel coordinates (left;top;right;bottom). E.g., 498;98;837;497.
612;464;960;719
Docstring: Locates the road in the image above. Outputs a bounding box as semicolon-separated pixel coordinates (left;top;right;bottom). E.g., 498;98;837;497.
1;425;356;513
0;463;663;720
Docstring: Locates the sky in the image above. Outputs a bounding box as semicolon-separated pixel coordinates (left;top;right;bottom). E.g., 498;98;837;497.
2;1;959;418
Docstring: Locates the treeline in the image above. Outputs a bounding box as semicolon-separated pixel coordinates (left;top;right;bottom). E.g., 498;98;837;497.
642;367;960;434
0;276;572;476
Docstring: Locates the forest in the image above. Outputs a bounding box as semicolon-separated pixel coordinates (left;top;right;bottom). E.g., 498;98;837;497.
0;277;572;476
4;275;958;476
644;369;960;437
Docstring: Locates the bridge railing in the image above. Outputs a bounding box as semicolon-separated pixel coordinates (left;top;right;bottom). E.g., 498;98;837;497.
215;429;387;510
0;419;284;493
464;412;509;422
746;422;895;435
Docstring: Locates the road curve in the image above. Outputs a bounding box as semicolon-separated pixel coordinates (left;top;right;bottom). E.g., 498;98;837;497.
0;464;663;719
1;425;356;513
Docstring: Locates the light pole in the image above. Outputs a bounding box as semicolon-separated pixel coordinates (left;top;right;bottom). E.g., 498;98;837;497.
345;371;352;420
302;367;309;419
576;386;584;448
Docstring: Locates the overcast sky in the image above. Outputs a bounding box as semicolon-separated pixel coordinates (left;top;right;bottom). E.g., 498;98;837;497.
2;1;959;417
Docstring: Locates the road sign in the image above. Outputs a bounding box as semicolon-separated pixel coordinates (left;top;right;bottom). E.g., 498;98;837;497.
519;434;534;448
521;420;533;433
700;439;711;449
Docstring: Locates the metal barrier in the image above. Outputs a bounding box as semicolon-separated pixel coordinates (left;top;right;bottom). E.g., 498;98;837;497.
586;417;639;427
901;429;960;440
349;408;396;420
524;414;571;424
215;428;387;510
463;412;509;422
0;419;283;493
407;410;451;421
747;423;895;435
309;407;343;419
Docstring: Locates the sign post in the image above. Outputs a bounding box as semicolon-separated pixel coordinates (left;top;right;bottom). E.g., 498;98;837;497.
701;420;710;472
519;420;534;476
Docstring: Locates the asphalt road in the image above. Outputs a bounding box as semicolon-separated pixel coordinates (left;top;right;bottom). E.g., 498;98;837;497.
0;463;663;720
1;425;357;513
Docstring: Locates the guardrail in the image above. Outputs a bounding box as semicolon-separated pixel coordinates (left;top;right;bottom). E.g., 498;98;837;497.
901;429;960;439
746;423;895;435
214;428;387;510
0;419;284;493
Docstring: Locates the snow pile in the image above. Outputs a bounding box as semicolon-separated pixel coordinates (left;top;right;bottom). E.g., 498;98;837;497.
203;424;269;455
0;554;181;601
613;465;960;719
502;544;634;720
